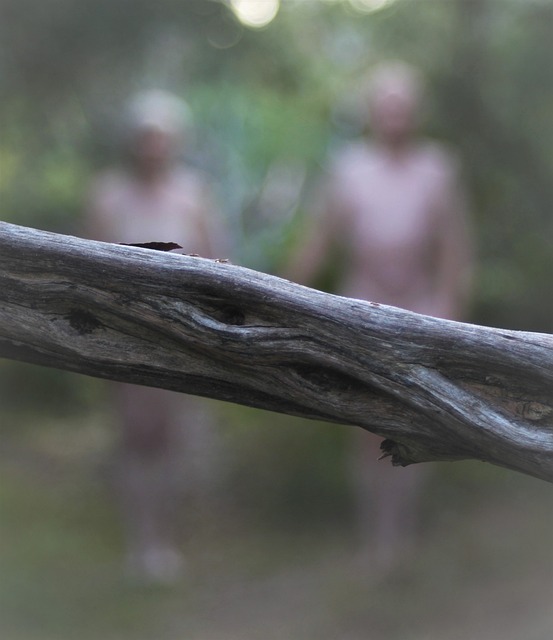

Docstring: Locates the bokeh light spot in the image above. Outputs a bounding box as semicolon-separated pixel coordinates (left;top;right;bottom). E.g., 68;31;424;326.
349;0;397;13
230;0;280;29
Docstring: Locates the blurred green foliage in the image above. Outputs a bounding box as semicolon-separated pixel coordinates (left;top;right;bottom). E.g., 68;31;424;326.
0;0;552;521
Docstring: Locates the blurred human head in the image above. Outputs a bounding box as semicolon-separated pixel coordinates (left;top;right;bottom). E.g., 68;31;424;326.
124;90;192;174
366;61;423;146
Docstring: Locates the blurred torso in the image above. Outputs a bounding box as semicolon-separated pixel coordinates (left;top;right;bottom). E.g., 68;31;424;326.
88;166;211;254
330;141;454;314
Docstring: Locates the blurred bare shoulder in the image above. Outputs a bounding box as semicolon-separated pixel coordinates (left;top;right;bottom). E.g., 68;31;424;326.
86;167;132;210
170;165;215;199
328;140;373;175
89;167;129;193
417;140;462;177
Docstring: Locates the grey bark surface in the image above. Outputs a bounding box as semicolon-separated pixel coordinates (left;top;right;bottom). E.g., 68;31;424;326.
0;222;552;481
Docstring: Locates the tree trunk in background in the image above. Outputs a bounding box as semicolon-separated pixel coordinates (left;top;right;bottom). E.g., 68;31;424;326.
0;222;552;482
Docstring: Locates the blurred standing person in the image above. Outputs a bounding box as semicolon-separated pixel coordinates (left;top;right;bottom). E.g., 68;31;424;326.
287;62;473;570
85;90;225;584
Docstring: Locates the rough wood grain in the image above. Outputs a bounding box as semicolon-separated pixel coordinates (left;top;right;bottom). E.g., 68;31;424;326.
0;221;552;481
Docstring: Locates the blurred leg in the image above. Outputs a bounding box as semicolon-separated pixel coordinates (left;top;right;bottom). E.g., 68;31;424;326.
115;450;184;583
352;429;427;571
113;384;185;584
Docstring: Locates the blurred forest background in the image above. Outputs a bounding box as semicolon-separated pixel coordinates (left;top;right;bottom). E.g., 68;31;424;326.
0;1;552;639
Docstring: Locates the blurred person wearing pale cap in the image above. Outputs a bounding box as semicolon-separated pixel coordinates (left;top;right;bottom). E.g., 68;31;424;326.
287;61;473;572
85;90;226;585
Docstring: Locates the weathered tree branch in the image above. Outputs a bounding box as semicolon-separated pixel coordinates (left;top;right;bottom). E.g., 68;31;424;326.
0;222;552;481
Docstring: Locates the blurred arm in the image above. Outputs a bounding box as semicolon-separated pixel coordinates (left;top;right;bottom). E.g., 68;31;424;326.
195;181;230;260
82;175;116;242
433;161;474;320
283;178;341;286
